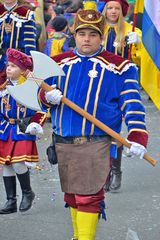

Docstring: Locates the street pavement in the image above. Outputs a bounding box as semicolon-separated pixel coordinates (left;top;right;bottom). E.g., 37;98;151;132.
0;89;160;240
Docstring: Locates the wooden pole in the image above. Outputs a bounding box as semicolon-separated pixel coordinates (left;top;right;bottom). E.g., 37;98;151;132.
41;82;158;167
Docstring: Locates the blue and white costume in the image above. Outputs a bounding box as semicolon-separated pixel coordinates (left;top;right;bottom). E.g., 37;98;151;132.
0;3;36;55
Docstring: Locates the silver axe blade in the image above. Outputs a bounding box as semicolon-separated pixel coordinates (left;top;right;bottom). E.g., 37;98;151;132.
6;51;65;111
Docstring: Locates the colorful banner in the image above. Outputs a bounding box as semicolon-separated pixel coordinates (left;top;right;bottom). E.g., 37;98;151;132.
142;0;160;70
141;47;160;110
139;0;160;110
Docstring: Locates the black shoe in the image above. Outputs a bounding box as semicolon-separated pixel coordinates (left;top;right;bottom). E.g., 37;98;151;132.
16;170;35;212
0;199;17;214
108;146;123;192
0;176;17;214
109;172;122;192
19;190;35;212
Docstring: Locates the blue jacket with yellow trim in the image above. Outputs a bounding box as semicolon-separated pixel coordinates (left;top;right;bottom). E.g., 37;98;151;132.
0;4;36;55
39;48;148;146
0;88;46;141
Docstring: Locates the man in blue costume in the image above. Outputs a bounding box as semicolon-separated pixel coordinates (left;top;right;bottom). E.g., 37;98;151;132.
0;0;37;56
39;9;148;240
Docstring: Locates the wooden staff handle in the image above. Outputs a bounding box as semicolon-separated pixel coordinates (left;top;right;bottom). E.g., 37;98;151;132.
0;80;8;90
41;82;158;167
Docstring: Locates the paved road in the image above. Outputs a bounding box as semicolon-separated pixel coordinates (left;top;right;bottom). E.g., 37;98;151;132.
0;90;160;240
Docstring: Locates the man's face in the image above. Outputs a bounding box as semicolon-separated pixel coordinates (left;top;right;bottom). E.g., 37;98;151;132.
6;62;24;80
75;28;102;56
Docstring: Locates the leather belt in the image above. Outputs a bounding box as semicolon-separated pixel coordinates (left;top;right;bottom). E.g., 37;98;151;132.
8;118;17;124
54;134;110;144
8;118;22;124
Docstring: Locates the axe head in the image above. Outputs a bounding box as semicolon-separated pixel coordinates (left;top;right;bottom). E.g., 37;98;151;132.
30;51;65;80
7;80;42;111
6;51;65;111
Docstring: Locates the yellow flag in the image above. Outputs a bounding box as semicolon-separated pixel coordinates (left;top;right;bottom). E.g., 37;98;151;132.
35;0;47;51
140;47;160;110
134;0;144;14
139;0;160;110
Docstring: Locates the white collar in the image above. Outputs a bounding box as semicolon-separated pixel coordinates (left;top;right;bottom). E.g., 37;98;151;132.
4;2;18;11
8;79;18;86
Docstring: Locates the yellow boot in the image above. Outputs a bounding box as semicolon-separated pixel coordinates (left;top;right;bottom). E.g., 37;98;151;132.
70;207;78;240
77;211;99;240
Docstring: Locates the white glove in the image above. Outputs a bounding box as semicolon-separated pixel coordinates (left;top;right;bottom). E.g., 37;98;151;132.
127;141;147;159
45;84;63;105
25;122;43;135
127;32;141;45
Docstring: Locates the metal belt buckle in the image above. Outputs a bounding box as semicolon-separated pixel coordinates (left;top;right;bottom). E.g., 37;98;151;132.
73;137;88;144
9;118;15;124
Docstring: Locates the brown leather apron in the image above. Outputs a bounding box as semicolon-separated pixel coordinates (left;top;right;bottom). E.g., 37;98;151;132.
55;138;111;195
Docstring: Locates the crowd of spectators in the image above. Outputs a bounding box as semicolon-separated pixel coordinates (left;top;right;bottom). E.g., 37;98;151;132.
33;0;140;57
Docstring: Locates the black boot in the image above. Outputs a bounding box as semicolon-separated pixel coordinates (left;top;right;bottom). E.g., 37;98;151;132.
0;176;17;214
109;146;123;192
17;170;35;212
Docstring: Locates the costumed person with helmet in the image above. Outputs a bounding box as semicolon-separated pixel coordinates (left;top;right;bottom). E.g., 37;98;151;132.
101;0;143;192
38;8;148;240
0;49;46;214
0;0;37;56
